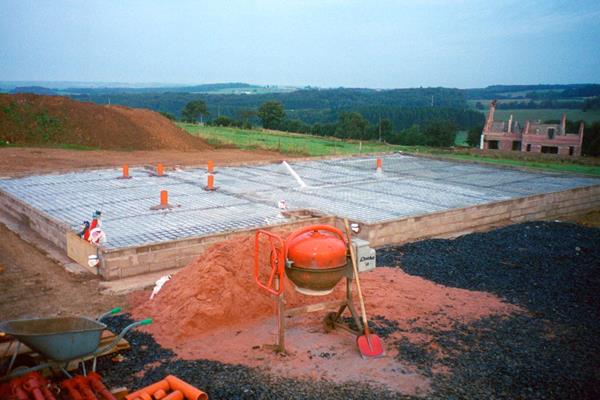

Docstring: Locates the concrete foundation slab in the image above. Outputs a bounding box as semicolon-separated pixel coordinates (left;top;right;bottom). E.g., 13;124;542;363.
1;154;598;280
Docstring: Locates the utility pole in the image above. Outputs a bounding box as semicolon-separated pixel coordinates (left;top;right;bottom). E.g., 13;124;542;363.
378;114;382;142
431;95;434;107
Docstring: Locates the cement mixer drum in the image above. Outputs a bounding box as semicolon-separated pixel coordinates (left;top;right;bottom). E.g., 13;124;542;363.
285;225;349;296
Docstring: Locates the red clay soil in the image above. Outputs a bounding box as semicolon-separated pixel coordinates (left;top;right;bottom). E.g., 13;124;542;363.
0;147;287;177
0;94;210;150
132;233;520;394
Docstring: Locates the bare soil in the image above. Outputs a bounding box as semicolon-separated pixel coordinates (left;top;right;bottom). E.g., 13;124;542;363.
0;147;287;177
0;223;124;320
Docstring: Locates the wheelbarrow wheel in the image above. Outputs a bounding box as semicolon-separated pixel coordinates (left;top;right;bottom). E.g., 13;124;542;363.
323;312;337;333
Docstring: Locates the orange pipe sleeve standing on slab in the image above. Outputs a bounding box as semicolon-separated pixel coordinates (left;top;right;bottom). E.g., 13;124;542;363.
157;163;164;176
87;372;116;400
125;380;170;400
207;160;214;174
162;391;184;400
123;164;129;178
207;174;214;190
376;158;382;170
152;389;167;400
165;376;208;400
160;190;168;207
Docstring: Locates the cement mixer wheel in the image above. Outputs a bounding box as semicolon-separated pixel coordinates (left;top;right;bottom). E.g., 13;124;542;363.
323;312;338;332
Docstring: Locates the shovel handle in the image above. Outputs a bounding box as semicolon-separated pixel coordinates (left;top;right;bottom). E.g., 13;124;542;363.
343;218;371;337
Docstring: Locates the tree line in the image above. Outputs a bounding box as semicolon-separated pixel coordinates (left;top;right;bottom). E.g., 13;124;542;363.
71;87;468;120
177;99;463;147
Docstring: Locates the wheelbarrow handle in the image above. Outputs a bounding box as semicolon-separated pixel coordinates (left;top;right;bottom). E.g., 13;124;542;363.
96;307;122;321
93;318;152;359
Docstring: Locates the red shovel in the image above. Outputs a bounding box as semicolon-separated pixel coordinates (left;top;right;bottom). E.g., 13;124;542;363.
344;219;385;358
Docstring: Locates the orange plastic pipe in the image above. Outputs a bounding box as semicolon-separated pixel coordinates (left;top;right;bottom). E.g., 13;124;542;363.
207;160;214;173
160;190;168;207
139;394;152;400
10;377;31;400
22;373;47;400
157;163;164;176
125;380;169;400
123;164;129;178
61;379;83;400
22;372;56;400
162;391;183;400
165;376;208;400
41;382;57;400
87;372;116;400
376;158;382;169
152;389;167;400
74;376;98;400
207;175;214;190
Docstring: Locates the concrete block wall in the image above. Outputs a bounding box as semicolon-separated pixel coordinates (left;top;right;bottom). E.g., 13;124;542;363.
0;190;70;250
361;185;600;248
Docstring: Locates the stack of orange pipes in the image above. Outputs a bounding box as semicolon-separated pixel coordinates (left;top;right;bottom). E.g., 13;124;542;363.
125;376;207;400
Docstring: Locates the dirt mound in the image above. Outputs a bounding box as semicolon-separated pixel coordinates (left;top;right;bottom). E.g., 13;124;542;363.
133;232;304;341
0;94;211;150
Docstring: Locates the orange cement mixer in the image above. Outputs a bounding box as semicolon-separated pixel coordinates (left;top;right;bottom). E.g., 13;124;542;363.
253;224;379;355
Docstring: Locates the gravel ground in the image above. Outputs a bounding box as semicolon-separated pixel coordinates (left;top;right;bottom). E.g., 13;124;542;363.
379;221;600;399
98;221;600;399
99;315;409;400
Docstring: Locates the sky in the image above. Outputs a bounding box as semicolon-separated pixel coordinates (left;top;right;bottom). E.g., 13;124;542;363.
1;0;599;89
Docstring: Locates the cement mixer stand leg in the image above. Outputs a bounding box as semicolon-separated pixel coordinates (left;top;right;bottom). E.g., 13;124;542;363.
346;277;363;332
276;277;286;353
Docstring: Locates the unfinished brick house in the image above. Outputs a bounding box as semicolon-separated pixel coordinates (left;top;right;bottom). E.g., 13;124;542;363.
480;100;584;156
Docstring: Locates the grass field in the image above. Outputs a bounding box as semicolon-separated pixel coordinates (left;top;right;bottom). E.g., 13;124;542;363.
492;109;600;124
454;130;468;146
437;153;600;176
180;123;600;176
180;123;403;156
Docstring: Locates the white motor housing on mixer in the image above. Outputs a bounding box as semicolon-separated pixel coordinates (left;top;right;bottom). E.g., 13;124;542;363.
352;238;376;272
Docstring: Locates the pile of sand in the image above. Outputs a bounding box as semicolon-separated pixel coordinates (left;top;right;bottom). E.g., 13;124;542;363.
0;94;211;150
133;232;314;340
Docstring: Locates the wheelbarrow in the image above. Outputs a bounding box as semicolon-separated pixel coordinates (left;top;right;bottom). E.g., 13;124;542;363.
0;307;152;381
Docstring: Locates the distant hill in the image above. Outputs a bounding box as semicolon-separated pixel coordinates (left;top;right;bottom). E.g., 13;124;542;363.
464;84;600;99
0;82;296;95
10;86;58;95
0;94;211;150
2;82;597;133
